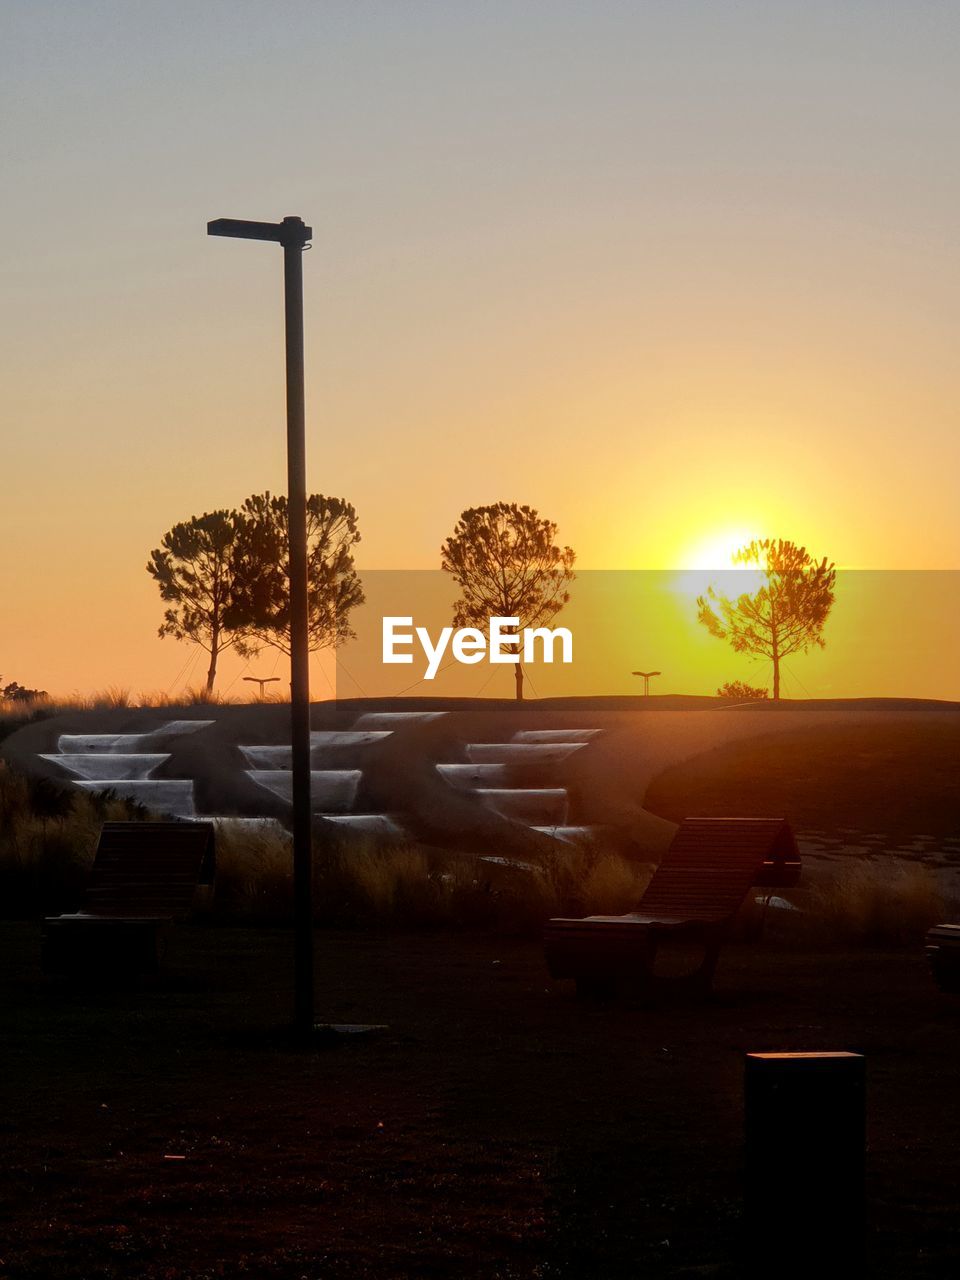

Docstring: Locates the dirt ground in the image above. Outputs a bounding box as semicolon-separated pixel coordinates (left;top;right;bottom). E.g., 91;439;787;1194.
2;920;960;1278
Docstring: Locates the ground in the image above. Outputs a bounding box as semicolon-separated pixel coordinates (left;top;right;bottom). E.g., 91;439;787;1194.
4;698;959;1275
2;921;960;1278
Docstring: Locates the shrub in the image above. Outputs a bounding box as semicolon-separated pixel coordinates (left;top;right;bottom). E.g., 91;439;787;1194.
0;764;151;917
1;680;48;703
717;680;768;700
808;861;946;946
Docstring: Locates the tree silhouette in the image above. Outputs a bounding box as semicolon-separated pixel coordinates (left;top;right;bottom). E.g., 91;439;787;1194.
1;679;47;703
147;510;255;697
441;502;575;700
697;538;836;701
228;492;365;657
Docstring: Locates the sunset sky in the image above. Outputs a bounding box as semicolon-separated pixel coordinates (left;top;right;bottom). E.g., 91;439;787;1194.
2;3;959;696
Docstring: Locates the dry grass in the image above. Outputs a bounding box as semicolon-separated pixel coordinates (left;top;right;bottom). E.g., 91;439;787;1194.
210;820;294;922
311;837;549;933
3;743;950;945
807;860;948;946
580;852;654;914
90;685;133;709
350;845;431;919
538;837;654;918
0;753;651;935
0;763;153;916
0;685;252;729
336;837;651;933
5;767;947;945
210;821;653;935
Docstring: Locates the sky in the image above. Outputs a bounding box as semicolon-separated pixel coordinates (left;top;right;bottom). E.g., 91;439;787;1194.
2;2;959;697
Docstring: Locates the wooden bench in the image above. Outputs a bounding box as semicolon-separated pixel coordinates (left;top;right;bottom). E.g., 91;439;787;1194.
43;822;215;976
544;817;800;999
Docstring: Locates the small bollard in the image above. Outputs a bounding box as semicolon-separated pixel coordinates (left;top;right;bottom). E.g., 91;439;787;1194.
744;1051;865;1276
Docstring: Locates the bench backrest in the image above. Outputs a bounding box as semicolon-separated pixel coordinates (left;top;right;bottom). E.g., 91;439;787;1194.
638;817;800;922
84;822;215;920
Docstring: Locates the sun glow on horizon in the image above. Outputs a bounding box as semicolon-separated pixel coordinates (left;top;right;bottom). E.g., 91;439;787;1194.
669;528;767;603
679;528;762;571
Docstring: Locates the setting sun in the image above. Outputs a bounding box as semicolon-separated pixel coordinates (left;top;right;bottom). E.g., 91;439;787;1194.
669;529;766;603
680;530;761;571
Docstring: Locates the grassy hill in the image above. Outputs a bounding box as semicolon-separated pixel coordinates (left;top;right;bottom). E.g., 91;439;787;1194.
644;718;960;848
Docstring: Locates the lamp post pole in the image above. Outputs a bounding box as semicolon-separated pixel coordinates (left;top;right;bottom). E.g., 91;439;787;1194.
207;215;314;1036
281;221;315;1037
243;676;282;700
631;670;662;697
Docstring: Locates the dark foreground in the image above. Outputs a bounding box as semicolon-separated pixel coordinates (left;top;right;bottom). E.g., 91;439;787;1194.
1;923;959;1278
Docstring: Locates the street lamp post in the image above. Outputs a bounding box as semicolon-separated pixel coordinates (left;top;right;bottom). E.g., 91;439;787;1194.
243;675;282;700
208;215;315;1036
631;669;662;697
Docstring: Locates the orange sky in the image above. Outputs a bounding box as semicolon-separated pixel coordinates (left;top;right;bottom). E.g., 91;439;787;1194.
2;4;959;697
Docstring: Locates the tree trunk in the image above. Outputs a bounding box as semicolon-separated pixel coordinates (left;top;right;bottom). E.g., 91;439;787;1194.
514;662;524;701
205;645;218;699
772;639;780;701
